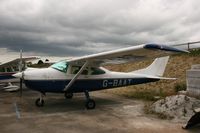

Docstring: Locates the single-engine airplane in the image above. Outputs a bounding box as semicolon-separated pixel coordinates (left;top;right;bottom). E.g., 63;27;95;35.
13;43;192;109
0;55;38;92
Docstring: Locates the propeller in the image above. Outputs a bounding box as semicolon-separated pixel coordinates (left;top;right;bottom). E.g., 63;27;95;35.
19;49;24;97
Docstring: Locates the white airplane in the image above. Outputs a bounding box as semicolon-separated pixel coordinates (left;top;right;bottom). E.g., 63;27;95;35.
13;43;192;109
0;55;38;92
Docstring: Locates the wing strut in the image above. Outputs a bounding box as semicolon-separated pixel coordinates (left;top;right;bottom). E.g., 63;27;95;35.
63;61;89;91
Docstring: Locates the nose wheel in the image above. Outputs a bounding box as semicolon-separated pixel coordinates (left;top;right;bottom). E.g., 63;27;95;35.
84;90;95;109
35;93;45;107
35;98;44;107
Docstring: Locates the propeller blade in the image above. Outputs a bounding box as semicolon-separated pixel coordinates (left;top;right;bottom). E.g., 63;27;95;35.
19;49;22;72
19;49;23;97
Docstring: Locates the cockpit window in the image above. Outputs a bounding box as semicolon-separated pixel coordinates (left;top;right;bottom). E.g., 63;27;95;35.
51;61;68;73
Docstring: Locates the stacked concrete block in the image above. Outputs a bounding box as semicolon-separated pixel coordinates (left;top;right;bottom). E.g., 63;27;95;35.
187;64;200;98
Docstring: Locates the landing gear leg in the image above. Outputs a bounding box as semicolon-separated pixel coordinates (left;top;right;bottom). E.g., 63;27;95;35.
84;90;95;110
35;93;45;107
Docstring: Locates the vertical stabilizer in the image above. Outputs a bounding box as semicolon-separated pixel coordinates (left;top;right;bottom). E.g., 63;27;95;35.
132;56;169;77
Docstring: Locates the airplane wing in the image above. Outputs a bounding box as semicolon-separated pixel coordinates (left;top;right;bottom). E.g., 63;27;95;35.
66;43;189;66
63;43;190;91
62;42;199;91
0;56;39;67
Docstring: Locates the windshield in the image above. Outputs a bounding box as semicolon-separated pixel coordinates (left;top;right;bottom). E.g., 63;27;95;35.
51;61;68;73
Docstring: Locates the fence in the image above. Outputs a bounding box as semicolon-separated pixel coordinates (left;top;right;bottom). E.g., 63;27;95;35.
174;41;200;51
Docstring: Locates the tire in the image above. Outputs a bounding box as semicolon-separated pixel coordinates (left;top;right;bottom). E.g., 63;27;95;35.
85;99;96;109
64;93;73;99
35;98;44;107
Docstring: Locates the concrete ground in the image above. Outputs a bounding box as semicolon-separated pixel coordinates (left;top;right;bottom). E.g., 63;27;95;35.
0;88;199;133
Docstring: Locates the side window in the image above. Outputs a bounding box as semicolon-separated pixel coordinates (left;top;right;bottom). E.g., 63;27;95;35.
0;67;5;72
91;67;105;75
13;66;19;72
81;69;88;75
71;66;80;74
71;66;89;75
6;67;12;72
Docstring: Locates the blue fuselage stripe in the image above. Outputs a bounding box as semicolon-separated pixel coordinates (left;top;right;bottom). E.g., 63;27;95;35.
0;74;15;80
24;78;159;93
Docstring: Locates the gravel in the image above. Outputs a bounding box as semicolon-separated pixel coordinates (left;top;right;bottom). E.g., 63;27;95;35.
151;95;200;122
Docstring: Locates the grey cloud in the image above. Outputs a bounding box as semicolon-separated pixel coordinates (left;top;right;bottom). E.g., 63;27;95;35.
0;0;199;57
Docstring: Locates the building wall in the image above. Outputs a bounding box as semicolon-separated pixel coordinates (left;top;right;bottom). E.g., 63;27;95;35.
187;65;200;99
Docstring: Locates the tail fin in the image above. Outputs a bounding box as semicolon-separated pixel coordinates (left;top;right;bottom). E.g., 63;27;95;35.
132;56;169;77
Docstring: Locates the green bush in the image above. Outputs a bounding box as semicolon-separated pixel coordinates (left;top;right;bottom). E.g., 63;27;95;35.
189;49;200;56
174;83;186;92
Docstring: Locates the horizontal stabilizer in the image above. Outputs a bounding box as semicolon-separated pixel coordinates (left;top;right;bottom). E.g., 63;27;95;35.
139;75;176;80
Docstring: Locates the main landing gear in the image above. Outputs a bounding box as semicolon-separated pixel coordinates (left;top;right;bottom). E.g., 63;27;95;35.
84;90;96;110
35;93;45;107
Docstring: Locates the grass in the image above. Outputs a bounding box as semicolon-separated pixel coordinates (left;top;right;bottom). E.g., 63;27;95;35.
104;51;200;101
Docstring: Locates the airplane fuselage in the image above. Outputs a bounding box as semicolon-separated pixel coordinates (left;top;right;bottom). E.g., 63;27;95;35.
22;67;159;93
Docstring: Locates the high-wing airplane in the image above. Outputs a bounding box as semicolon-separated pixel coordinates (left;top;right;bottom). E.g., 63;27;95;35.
0;55;38;91
13;43;191;109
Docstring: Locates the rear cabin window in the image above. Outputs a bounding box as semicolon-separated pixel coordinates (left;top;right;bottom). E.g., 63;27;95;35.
91;67;105;75
51;61;68;73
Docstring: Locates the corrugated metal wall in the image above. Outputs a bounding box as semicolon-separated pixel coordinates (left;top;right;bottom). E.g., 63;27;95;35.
187;65;200;98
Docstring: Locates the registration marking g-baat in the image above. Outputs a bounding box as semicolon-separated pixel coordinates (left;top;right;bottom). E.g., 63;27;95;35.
102;79;132;88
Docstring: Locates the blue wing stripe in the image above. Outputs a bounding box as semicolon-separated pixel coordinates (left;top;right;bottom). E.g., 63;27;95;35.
144;43;189;53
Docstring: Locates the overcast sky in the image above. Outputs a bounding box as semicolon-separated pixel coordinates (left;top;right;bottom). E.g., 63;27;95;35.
0;0;200;57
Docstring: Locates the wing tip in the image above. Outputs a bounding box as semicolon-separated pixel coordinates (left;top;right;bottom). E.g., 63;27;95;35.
144;43;189;53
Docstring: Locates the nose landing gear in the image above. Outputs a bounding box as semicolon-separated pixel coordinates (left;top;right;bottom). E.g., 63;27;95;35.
35;93;45;107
